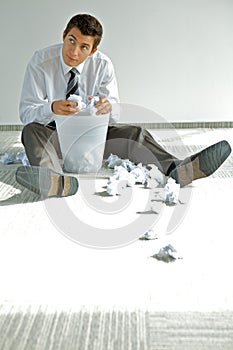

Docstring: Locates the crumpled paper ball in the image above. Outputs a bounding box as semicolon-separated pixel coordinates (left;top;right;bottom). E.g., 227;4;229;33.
163;178;180;205
105;154;165;195
140;229;158;240
151;244;182;263
68;95;99;115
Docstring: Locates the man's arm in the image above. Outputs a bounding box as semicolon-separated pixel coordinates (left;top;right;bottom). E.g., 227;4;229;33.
19;52;80;125
19;54;54;125
94;58;120;122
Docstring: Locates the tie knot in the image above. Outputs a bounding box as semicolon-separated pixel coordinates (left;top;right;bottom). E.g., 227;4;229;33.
70;67;78;77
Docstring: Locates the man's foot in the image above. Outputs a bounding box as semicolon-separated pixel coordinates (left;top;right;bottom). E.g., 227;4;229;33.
16;166;79;198
169;140;231;187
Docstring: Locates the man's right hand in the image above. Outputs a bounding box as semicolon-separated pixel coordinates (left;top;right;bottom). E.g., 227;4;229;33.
51;100;81;115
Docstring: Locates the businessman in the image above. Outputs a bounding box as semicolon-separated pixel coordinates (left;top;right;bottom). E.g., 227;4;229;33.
16;13;231;198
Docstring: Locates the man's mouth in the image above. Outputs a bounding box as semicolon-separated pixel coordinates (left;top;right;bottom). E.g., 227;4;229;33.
69;54;79;61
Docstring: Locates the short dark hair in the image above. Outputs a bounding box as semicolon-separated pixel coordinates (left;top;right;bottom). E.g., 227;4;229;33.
63;14;103;49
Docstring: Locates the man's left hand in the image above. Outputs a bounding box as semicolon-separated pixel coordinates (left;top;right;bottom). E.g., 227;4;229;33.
95;97;112;115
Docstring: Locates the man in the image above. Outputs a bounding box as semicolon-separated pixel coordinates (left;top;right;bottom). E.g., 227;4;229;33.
16;13;231;198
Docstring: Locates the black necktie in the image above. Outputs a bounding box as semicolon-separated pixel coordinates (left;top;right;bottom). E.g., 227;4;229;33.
66;68;79;99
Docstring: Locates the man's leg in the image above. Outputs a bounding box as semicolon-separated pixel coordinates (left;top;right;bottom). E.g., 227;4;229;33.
104;125;178;175
168;140;231;187
21;122;63;172
16;122;78;198
104;124;231;186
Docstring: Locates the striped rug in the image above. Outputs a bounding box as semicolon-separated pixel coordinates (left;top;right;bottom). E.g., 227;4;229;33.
0;304;233;349
0;304;149;350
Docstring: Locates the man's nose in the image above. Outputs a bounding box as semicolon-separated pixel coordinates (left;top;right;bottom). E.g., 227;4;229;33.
73;45;82;56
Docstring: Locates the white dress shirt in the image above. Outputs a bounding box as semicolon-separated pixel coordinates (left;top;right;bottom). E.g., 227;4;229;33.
19;44;120;125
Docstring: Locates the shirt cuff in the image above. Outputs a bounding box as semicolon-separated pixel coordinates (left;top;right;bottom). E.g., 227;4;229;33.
42;102;55;125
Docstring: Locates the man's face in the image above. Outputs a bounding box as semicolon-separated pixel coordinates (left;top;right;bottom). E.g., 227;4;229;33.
62;27;97;67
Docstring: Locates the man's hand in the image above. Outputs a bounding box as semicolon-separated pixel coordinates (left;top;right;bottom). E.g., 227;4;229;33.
51;100;81;115
95;97;112;115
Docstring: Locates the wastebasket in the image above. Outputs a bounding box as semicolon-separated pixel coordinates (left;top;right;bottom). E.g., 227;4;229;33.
55;113;109;173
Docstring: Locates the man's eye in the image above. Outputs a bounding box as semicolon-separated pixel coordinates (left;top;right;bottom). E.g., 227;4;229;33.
69;38;75;44
82;46;88;51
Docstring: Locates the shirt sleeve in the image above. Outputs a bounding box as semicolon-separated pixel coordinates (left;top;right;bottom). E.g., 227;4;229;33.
19;52;54;125
98;59;120;123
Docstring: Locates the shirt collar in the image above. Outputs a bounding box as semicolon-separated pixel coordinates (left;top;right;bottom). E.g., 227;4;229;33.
59;46;85;76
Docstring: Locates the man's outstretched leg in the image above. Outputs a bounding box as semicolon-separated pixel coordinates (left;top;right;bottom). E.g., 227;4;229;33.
104;125;179;174
104;125;231;186
168;140;231;187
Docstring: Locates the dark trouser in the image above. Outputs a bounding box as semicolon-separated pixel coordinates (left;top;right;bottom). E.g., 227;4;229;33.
21;122;178;175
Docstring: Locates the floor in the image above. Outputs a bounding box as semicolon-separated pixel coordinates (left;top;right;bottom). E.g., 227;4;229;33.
0;128;233;348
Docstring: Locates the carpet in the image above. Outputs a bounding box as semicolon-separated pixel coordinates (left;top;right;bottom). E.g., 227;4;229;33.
0;304;233;349
148;311;233;350
1;129;233;349
0;304;149;350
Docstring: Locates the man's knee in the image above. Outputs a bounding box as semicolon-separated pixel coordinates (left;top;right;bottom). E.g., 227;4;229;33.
22;122;40;138
130;125;143;138
21;122;49;145
21;123;35;145
107;124;143;140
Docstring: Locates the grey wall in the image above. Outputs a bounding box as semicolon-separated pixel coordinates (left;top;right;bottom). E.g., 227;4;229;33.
1;0;233;124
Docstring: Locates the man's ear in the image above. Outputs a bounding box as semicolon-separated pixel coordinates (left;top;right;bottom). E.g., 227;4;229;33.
89;47;98;56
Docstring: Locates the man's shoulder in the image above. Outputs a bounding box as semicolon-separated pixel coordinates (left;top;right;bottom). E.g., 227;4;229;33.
31;44;62;65
87;50;113;64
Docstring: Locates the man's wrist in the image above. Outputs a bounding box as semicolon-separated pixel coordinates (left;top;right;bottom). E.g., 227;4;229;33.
42;102;54;118
51;101;55;113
